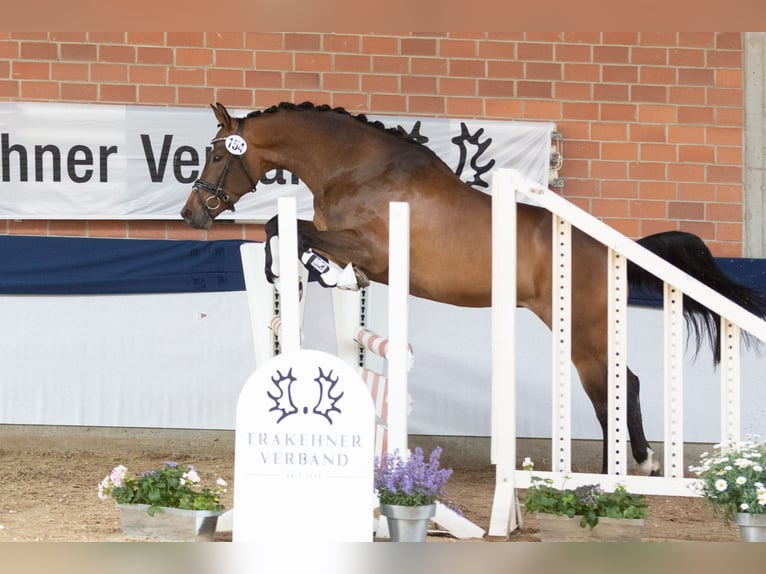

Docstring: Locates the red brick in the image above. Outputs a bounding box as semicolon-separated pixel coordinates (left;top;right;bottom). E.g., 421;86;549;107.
668;125;705;144
401;38;437;56
20;41;58;60
640;143;677;162
630;47;667;65
707;202;743;222
61;43;97;61
716;32;742;50
716;69;742;88
328;73;362;92
245;33;283;51
253;90;291;108
100;83;137;103
0;80;20;97
600;103;636;121
130;66;167;84
602;32;639;45
638;104;676;123
439;39;477;58
639;32;678;46
331;93;368;111
139;85;176;103
0;41;19;59
127;33;165;45
716;222;742;242
206;224;246;241
447;98;483;117
522;100;561;120
526;62;561;80
88;33;126;43
562;101;598;119
602;65;638;83
452;59;487;77
591;122;627;141
167;32;204;47
555;44;592;62
629;162;666;180
594;46;629;64
100;45;136;64
678;145;714;163
12;61;49;80
216;50;255;69
362;36;399;55
370;94;407;113
91;64;128;83
484;99;523;119
707;126;742;146
216;89;255;108
293;52;332;72
412;57;447;76
602;142;638;160
630;85;667;103
717;146;742;165
373;56;408;74
21;81;57;99
402;76;436;94
477;41;514;60
562;32;601;44
178;86;215;105
669;48;705;67
323;34;360;53
630;200;667;219
592;161;627;179
679;220;715;240
205;33;245;49
335;54;371;73
593;83;629;101
639;66;677;85
707;88;743;107
50;33;86;42
86;221;129;238
668;163;705;182
137;47;173;66
408;95;444;114
707;165;741;184
170;68;205;86
669;201;704;219
707;50;742;68
478;79;514;98
555;82;592;101
679;67;714;86
255;52;293;71
564;63;601;82
517;81;552;98
518;42;553;60
208;68;244;87
639;181;676;200
678;106;714;124
669;86;705;105
592;199;629;217
603;180;638;198
61;82;97;101
176;48;213;67
678;33;715;48
439;77;476;96
717;184;742;203
678;182;716;201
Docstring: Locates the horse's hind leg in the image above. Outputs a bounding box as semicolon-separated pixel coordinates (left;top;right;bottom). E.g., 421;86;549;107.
627;367;661;476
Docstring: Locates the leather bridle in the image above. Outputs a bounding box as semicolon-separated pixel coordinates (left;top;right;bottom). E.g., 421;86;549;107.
192;119;258;215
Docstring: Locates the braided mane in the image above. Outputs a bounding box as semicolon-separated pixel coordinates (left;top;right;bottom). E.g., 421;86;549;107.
246;101;420;144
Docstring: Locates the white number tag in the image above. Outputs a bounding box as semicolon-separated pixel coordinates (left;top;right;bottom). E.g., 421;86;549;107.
225;134;247;155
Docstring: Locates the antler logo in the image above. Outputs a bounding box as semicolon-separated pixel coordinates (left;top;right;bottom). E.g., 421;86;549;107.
267;366;344;424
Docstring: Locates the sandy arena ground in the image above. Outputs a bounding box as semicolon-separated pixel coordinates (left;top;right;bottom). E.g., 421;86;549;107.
0;425;740;542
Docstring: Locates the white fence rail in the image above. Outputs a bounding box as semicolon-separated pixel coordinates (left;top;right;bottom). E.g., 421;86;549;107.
489;168;766;536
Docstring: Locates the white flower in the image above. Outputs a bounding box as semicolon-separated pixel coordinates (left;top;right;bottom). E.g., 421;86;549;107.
737;476;748;485
741;503;750;511
715;479;728;492
522;457;534;470
182;469;201;484
216;478;228;488
759;493;766;506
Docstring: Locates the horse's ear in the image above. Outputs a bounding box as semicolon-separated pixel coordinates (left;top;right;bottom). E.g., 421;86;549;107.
212;102;232;130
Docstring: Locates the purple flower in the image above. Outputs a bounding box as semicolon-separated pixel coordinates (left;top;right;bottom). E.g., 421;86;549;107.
374;446;453;506
163;461;179;468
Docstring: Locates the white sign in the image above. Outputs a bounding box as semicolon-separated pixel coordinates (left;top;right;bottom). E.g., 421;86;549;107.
0;101;555;220
233;349;375;542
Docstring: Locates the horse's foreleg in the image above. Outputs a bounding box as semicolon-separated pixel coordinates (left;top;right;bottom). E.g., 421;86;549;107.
627;367;661;476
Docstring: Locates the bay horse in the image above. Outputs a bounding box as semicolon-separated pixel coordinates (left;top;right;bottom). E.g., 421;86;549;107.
181;101;766;475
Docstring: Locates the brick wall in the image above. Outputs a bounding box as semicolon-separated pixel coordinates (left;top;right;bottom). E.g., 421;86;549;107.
0;32;745;255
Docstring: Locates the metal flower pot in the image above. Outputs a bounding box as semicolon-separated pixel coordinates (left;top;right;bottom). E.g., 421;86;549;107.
734;513;766;542
117;503;223;542
379;503;436;542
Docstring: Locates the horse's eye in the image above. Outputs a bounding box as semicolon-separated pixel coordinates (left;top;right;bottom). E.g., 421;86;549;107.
213;155;223;162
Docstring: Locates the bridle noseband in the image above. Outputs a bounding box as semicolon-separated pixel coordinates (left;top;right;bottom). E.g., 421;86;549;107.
192;119;258;215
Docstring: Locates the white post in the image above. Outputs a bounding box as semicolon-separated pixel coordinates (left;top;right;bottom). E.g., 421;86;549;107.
663;283;685;478
489;169;518;536
277;197;301;353
386;201;410;455
551;215;572;472
240;243;277;367
607;248;628;476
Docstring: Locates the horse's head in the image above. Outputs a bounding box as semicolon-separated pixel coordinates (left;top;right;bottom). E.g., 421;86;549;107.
180;103;260;229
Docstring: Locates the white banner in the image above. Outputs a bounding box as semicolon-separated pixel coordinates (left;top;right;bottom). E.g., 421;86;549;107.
0;101;555;221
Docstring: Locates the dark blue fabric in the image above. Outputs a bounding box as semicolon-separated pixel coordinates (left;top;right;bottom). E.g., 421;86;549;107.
628;258;766;307
0;236;252;294
0;235;765;298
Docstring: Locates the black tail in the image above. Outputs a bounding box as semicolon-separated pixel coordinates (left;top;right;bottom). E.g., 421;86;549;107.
628;230;766;364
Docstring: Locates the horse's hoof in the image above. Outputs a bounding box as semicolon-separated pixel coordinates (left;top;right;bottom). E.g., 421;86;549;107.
353;267;371;288
650;468;662;477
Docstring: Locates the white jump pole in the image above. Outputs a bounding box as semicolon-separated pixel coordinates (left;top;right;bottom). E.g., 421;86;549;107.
276;196;301;353
386;201;410;455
